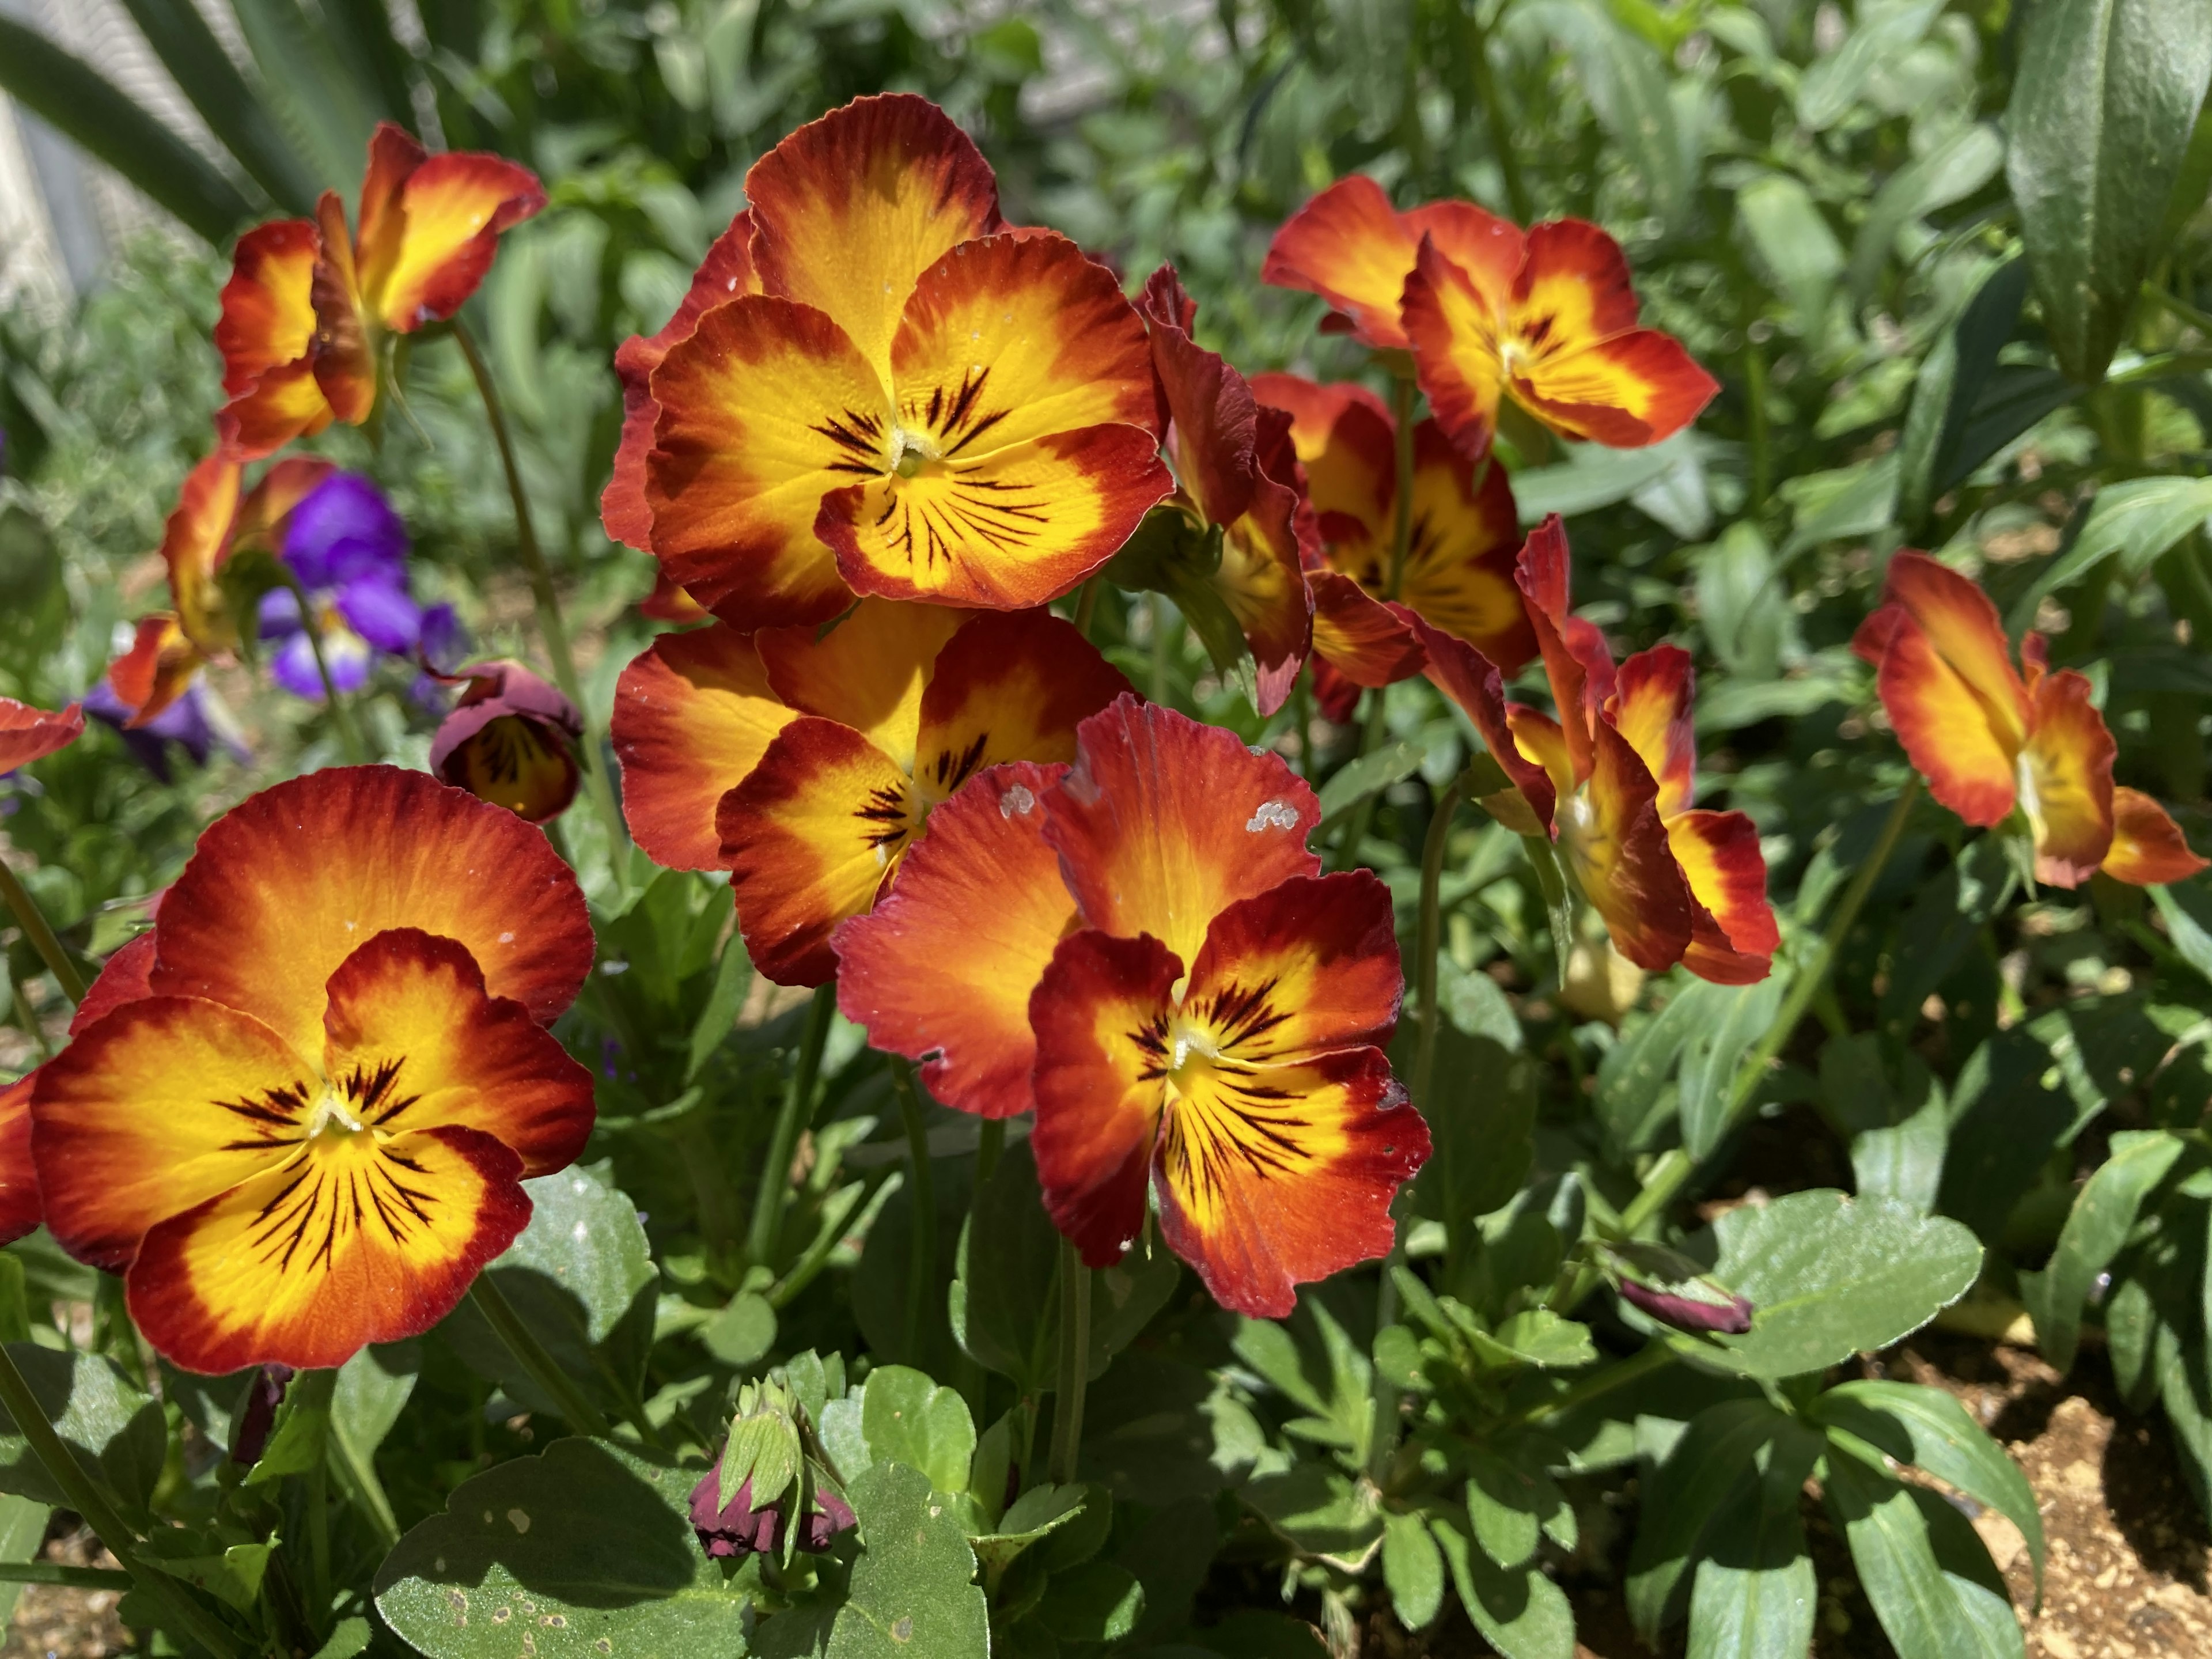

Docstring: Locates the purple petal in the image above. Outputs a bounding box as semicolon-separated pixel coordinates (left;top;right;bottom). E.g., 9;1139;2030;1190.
271;630;370;700
285;472;408;590
337;577;423;654
419;603;468;675
258;586;305;639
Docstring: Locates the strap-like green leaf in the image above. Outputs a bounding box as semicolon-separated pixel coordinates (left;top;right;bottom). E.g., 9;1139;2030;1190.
116;0;320;213
2022;1128;2187;1371
1823;1440;2025;1659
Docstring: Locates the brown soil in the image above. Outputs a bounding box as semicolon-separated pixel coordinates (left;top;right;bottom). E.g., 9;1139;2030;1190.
1;1523;126;1659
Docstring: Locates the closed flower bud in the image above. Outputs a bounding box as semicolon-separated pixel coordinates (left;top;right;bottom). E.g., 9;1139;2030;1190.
685;1464;855;1559
430;661;582;823
230;1363;295;1466
1618;1276;1754;1336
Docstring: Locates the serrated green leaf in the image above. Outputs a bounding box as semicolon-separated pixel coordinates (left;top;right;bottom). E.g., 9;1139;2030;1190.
1431;1513;1575;1659
1381;1512;1444;1632
0;1344;165;1525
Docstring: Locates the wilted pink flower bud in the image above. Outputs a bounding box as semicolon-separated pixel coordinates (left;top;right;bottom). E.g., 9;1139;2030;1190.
231;1363;296;1465
1618;1277;1754;1335
429;660;582;823
687;1461;856;1559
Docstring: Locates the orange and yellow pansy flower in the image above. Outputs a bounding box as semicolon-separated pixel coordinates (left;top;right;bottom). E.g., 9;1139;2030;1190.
1134;267;1312;713
160;452;336;656
31;767;596;1373
1852;552;2206;888
638;95;1171;628
0;1074;37;1246
216;123;543;459
839;697;1429;1316
613;601;1130;985
0;697;84;773
1262;176;1717;460
105;615;207;729
1419;517;1775;979
1253;372;1535;721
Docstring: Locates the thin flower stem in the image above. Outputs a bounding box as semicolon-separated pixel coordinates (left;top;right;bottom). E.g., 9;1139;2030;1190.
467;1274;614;1440
1149;592;1172;704
1552;777;1921;1310
1072;576;1102;642
276;572;368;765
450;319;629;856
0;1343;243;1658
294;1369;332;1635
1502;1339;1673;1430
747;984;837;1271
325;1421;400;1552
1743;340;1772;514
1048;1238;1092;1485
0;859;85;1005
889;1058;938;1361
0;1563;133;1589
1465;3;1533;224
975;1117;1005;1191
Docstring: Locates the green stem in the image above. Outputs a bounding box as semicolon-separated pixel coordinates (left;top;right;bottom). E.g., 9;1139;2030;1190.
324;1422;400;1552
1466;0;1533;223
1331;691;1396;871
275;572;367;765
1521;831;1574;988
298;1372;331;1635
0;1344;242;1657
450;319;628;855
889;1059;938;1362
975;1117;1006;1191
1743;339;1771;514
1048;1238;1092;1485
0;1562;134;1588
7;962;52;1060
468;1275;613;1440
747;984;837;1270
1503;1340;1673;1429
1072;577;1101;642
1150;592;1172;704
1291;672;1316;778
0;860;85;1004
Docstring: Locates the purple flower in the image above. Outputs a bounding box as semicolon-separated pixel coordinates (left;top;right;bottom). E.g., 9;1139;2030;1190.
84;677;249;782
284;472;408;590
1618;1277;1754;1336
258;473;425;701
418;604;469;675
688;1464;855;1559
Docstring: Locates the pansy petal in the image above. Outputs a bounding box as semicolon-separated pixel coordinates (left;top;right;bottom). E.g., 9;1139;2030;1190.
604;213;764;550
1514;515;1614;780
214;218;321;398
1853;603;2018;827
1143;263;1257;526
2021;668;2116;887
1667;809;1778;984
1154;1044;1422;1320
362;143;546;332
107;615;203;728
912;610;1132;804
0;696;85;772
1504;705;1577;805
320;928;596;1176
1510;219;1644;341
150;767;594;1056
1029;929;1179;1267
745;93;1003;382
308;191;376;426
215;359;338;461
822;425;1171;612
1403;203;1523;317
646;296;888;629
1573;722;1696;972
1508;329;1719;448
31;996;321;1270
1877;552;2031;751
1260;176;1433;349
1610;645;1696;821
1310;573;1425;690
719;719;916;987
1411;617;1556;833
127;1123;529;1374
1043;698;1321;965
834;762;1075;1118
1403;235;1508;461
758;600;965;769
1182;872;1403;1061
0;1075;39;1246
1400;422;1533;670
1219;487;1314;715
70;933;157;1036
234;457;338;555
2103;787;2209;885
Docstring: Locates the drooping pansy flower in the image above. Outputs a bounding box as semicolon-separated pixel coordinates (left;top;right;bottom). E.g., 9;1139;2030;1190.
105;615;207;729
0;697;84;774
1261;176;1717;460
612;601;1129;985
31;767;596;1373
215;123;544;459
431;661;582;824
1252;372;1535;721
256;472;432;700
1127;267;1312;714
1418;517;1776;980
1853;552;2206;888
84;678;249;783
634;94;1172;627
160;452;335;658
838;697;1430;1316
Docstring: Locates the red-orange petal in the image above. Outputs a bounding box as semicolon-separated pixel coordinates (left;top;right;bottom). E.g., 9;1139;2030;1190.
1668;809;1778;984
1042;697;1321;965
759;600;965;765
105;615;203;729
603;213;764;551
149;766;593;1058
2104;786;2209;886
309;190;376;427
70;933;156;1035
1030;927;1178;1266
127;1122;529;1374
745;93;1003;380
1571;721;1696;973
2022;667;2116;887
1310;573;1426;691
1852;596;2020;829
912;610;1132;804
354;128;546;332
0;1074;39;1246
0;697;84;773
1183;871;1404;1058
216;362;337;462
1403;234;1507;462
719;718;916;987
1610;645;1696;823
639;568;712;623
1877;553;2031;749
612;624;796;871
215;218;321;398
834;761;1076;1118
1261;175;1422;349
1399;421;1533;672
1411;616;1556;834
1513;516;1615;785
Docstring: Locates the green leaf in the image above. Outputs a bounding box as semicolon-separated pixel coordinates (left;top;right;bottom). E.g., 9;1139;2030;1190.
229;0;379;195
1595;975;1725;1156
373;1440;751;1658
1795;0;1944;130
1810;1380;2044;1603
1410;1028;1535;1239
859;1366;975;1496
828;1463;989;1659
0;1344;164;1524
1531;0;1694;231
1241;1464;1384;1565
1511;438;1690;522
1436;958;1523;1051
969;1483;1088;1578
2007;0;2212;380
687;931;755;1082
1463;1448;1546;1570
1849;123;2007;303
1034;1560;1145;1643
1683;1437;1816;1659
139;1533;273;1613
1684;1191;1984;1378
702;1292;778;1370
1315;740;1425;825
1381;1512;1444;1632
1823;1445;2025;1659
1478;1310;1597;1371
332;1342;418;1467
440;1164;658;1421
0;16;259;243
309;1618;373;1659
1738;176;1844;343
1679;976;1788;1160
2021;1129;2185;1370
0;1494;47;1627
2003;476;2212;635
1695;522;1798;681
1431;1513;1576;1659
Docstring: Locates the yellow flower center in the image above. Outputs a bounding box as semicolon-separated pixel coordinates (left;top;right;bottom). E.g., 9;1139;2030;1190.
891;428;941;478
304;1088;369;1141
